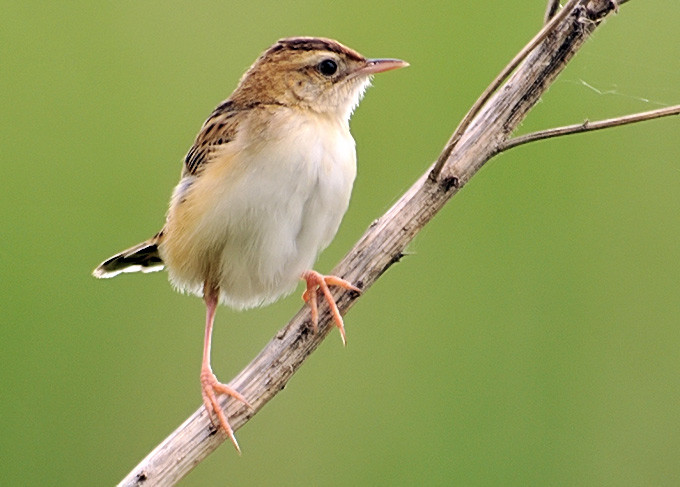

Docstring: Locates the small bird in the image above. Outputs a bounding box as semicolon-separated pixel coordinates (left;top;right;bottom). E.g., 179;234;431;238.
93;37;407;451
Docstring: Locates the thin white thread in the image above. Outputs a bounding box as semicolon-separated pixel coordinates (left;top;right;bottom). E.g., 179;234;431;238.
571;78;670;107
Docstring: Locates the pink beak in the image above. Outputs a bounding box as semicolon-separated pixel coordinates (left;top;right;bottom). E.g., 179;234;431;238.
355;58;409;76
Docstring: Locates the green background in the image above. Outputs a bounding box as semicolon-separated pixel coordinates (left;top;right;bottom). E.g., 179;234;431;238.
2;1;679;485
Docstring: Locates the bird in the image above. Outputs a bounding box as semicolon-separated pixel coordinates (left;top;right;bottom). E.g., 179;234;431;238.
93;36;408;451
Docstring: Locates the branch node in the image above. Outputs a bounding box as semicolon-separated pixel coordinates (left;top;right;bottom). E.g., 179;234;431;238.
440;175;461;192
586;0;618;18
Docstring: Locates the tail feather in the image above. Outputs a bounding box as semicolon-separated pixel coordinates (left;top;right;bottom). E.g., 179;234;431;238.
93;233;164;278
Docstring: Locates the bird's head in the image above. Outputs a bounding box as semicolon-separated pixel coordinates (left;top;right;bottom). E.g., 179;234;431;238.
232;37;408;120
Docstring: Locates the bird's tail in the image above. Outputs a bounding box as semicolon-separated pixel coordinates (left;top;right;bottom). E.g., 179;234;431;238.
93;231;165;278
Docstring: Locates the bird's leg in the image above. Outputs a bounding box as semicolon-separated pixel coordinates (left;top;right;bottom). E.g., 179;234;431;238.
200;283;251;452
301;270;361;346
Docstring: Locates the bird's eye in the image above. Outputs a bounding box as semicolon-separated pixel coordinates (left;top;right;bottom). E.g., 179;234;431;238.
317;59;338;76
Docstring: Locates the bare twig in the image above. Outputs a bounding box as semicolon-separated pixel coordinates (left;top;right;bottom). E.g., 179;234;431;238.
499;105;680;152
545;0;562;24
429;0;579;180
118;1;674;485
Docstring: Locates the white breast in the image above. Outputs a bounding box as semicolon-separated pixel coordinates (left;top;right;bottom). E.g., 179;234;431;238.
165;110;357;309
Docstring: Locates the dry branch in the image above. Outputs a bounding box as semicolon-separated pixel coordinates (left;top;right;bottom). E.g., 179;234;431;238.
118;1;670;485
500;105;680;152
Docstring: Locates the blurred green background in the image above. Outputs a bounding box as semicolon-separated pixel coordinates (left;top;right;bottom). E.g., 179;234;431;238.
2;1;679;485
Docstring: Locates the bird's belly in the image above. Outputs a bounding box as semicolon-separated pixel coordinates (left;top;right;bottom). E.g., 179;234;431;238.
162;122;356;309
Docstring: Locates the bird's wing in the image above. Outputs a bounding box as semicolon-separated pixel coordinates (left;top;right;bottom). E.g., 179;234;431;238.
93;101;245;279
182;100;241;177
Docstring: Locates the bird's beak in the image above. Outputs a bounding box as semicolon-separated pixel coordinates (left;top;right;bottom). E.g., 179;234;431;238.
354;58;409;76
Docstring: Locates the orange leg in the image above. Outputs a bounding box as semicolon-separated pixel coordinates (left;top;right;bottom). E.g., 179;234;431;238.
301;270;360;345
201;284;251;452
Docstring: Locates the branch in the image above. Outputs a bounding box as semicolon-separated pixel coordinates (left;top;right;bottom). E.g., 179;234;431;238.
119;1;670;485
430;0;580;179
545;0;563;24
499;105;680;152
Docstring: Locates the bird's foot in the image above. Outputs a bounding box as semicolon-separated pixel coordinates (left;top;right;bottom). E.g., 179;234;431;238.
301;270;361;345
200;367;251;452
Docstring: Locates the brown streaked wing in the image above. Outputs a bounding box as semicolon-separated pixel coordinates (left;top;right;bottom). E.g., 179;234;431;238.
183;100;240;177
